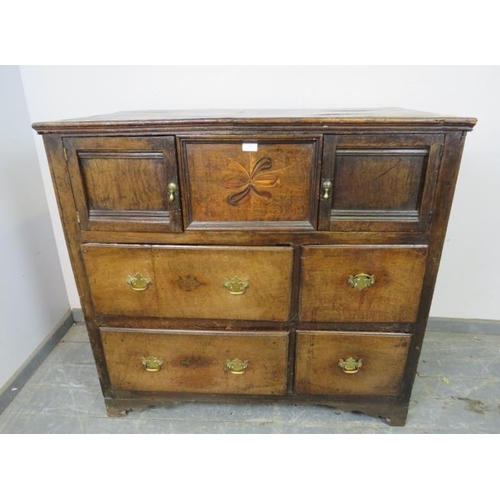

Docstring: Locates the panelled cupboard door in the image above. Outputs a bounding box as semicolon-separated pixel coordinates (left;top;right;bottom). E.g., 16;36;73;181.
295;331;411;396
64;137;182;232
179;136;320;230
102;329;289;395
319;134;444;232
299;245;428;323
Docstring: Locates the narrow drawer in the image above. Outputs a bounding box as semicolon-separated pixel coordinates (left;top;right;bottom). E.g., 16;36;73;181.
102;328;289;395
295;331;411;396
179;137;320;230
299;245;428;323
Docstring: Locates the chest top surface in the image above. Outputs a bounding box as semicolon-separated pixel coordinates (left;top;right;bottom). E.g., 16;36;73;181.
32;108;477;134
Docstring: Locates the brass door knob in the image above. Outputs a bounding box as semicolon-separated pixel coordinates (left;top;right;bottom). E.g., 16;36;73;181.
168;182;178;202
126;273;152;291
142;356;163;372
223;276;249;295
338;357;363;374
348;273;375;291
322;180;332;200
226;358;248;375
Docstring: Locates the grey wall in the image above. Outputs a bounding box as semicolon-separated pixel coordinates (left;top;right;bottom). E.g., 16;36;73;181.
0;66;69;388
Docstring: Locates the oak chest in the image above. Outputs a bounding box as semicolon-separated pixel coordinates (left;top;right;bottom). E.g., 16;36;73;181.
34;109;476;426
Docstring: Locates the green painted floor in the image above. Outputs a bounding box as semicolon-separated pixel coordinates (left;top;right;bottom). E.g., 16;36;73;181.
1;323;499;433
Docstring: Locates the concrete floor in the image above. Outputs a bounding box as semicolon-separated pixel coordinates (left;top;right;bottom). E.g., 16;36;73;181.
1;323;499;433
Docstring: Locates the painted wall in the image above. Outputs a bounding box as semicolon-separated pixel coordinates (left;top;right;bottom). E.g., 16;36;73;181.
0;66;69;388
19;65;500;320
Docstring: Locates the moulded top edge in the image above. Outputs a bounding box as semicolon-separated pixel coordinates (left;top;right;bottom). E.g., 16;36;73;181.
32;108;478;134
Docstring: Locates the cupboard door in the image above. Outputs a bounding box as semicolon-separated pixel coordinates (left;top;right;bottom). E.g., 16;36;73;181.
319;134;443;232
64;136;182;232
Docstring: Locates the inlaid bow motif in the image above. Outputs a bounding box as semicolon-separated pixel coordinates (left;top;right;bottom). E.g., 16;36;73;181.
224;157;280;206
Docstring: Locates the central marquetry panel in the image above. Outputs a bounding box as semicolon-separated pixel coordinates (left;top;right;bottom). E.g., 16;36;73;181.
180;138;319;230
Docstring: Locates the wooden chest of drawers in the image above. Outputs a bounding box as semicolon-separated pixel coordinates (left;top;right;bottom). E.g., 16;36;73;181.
34;109;476;426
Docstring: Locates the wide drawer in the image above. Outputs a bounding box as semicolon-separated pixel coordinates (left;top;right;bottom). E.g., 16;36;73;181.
299;245;428;323
295;331;411;396
179;137;320;230
102;328;289;395
82;244;293;321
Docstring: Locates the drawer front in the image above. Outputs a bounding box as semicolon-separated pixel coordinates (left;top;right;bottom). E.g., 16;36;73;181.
300;245;428;323
82;245;158;317
82;244;293;321
152;245;293;321
319;134;443;232
295;331;410;396
64;137;182;232
102;329;289;395
180;137;320;230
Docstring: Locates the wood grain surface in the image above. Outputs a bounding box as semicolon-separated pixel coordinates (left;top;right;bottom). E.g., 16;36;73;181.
321;134;443;232
295;331;411;396
182;139;317;228
32;108;477;135
102;328;289;395
152;245;293;321
332;151;426;211
82;244;158;317
64;136;182;232
300;245;428;322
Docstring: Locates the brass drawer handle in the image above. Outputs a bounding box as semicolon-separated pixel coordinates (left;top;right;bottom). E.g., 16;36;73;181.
338;357;363;374
348;273;375;291
168;182;178;202
226;358;248;375
223;276;249;295
126;273;152;291
322;180;332;200
142;356;163;372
